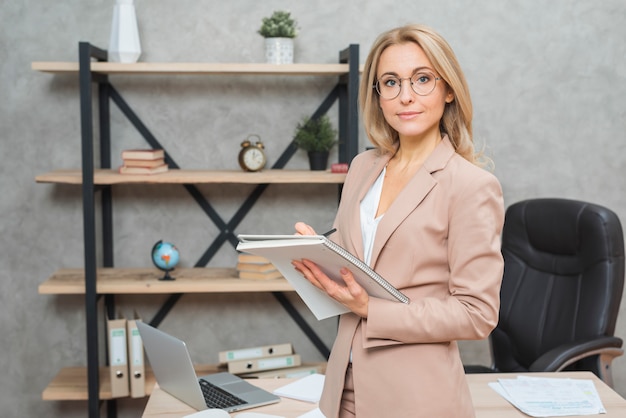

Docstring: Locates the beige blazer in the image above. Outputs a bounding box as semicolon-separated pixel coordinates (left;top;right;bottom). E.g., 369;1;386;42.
319;137;505;418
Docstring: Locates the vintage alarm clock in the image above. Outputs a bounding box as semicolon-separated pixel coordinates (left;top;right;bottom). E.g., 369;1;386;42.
238;134;267;172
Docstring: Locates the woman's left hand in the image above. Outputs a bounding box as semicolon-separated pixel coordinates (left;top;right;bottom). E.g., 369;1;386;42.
292;259;369;318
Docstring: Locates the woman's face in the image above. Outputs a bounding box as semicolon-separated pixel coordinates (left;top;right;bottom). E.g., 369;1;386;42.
375;42;454;142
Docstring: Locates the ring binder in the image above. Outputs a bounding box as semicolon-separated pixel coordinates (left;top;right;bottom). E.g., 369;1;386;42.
107;315;130;398
127;314;145;398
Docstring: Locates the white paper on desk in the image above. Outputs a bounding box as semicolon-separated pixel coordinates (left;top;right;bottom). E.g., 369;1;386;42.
234;413;285;418
489;375;606;417
297;408;326;418
273;373;325;403
183;409;230;418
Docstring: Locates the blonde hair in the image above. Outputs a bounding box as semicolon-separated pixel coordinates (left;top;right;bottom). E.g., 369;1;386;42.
360;24;481;165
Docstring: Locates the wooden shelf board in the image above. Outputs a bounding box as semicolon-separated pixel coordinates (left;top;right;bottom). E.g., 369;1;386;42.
42;364;221;401
32;61;353;76
38;268;295;295
35;169;346;185
43;363;326;401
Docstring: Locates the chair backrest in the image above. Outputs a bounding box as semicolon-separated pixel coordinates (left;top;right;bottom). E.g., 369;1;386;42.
492;198;625;372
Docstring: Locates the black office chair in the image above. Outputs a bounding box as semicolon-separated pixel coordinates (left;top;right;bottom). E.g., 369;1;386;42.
465;198;625;387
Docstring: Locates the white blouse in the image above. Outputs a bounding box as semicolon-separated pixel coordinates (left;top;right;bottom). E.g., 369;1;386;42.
360;167;385;266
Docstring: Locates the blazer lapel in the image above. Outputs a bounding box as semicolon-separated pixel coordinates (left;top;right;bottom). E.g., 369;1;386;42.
346;152;392;261
369;137;455;267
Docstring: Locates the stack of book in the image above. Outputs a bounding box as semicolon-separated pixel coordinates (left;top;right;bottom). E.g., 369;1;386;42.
236;253;283;280
219;343;324;379
119;149;168;174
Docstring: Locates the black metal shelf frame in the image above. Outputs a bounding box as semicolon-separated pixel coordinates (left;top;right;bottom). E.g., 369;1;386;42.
77;42;359;417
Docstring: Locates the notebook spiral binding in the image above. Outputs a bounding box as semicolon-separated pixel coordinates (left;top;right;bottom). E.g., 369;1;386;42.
322;237;410;304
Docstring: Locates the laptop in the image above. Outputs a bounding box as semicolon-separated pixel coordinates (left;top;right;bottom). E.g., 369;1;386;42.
136;321;280;412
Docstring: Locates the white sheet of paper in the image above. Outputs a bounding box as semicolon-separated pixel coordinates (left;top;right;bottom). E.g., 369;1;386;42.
183;409;230;418
489;376;606;417
297;408;326;418
234;413;285;418
273;373;325;403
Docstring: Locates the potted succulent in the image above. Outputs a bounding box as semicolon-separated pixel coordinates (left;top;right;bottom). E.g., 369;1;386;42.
258;10;298;64
293;115;338;170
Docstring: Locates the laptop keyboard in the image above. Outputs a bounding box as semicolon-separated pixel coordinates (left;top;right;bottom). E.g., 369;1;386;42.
199;378;248;409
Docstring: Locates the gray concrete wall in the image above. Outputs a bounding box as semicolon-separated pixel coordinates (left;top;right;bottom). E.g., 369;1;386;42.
2;0;625;416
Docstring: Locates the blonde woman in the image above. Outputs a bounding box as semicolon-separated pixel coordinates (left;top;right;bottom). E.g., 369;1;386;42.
293;24;504;417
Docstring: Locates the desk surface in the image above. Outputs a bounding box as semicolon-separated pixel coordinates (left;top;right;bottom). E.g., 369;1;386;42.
142;372;626;418
143;378;314;418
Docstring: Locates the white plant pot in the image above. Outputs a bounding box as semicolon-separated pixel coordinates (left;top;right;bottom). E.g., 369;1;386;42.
265;38;294;64
109;0;141;63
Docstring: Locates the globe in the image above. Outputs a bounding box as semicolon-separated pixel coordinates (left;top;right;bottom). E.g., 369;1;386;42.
151;240;180;280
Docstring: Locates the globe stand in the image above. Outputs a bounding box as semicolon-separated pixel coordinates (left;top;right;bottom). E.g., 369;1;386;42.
159;269;175;281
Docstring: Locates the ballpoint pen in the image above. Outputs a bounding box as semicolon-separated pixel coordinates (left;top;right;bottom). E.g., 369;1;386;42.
322;228;337;237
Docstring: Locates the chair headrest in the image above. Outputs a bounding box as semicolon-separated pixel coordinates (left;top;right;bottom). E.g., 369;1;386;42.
503;198;624;274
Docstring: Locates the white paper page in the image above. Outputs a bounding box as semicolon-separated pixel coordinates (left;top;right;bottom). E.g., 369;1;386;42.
516;376;606;414
273;373;325;403
183;409;230;418
236;236;408;319
270;258;349;320
238;234;325;241
490;376;606;417
237;238;349;320
297;408;326;418
234;413;285;418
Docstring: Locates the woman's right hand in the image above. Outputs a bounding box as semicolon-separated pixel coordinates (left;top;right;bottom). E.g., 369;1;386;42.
294;221;317;236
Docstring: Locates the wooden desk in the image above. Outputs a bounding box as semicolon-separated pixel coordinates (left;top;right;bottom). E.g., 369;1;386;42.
143;378;315;418
469;372;626;417
143;372;626;417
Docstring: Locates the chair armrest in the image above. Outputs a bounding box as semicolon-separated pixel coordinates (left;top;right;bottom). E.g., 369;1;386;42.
529;336;623;372
464;364;496;374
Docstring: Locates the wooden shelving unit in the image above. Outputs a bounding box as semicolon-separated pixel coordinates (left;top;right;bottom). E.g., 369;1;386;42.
43;362;326;401
35;169;346;185
34;42;359;418
39;268;295;295
31;61;354;76
43;364;221;401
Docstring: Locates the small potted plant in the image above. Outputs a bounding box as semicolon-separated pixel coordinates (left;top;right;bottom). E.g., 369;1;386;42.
293;115;338;170
258;10;298;64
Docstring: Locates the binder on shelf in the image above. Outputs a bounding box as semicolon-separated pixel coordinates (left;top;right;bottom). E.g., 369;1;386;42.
241;363;325;379
126;314;145;398
227;354;301;374
236;234;409;320
107;315;130;398
219;343;293;364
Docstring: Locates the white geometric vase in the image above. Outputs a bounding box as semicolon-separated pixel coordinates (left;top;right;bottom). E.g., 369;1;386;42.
265;38;294;64
108;0;141;63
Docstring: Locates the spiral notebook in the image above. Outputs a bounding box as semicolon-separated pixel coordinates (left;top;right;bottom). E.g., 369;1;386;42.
236;234;409;320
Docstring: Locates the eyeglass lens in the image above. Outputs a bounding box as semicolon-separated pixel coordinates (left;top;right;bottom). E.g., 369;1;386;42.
375;72;438;99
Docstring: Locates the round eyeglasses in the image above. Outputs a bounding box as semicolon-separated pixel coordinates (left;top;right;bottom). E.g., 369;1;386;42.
374;71;441;100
